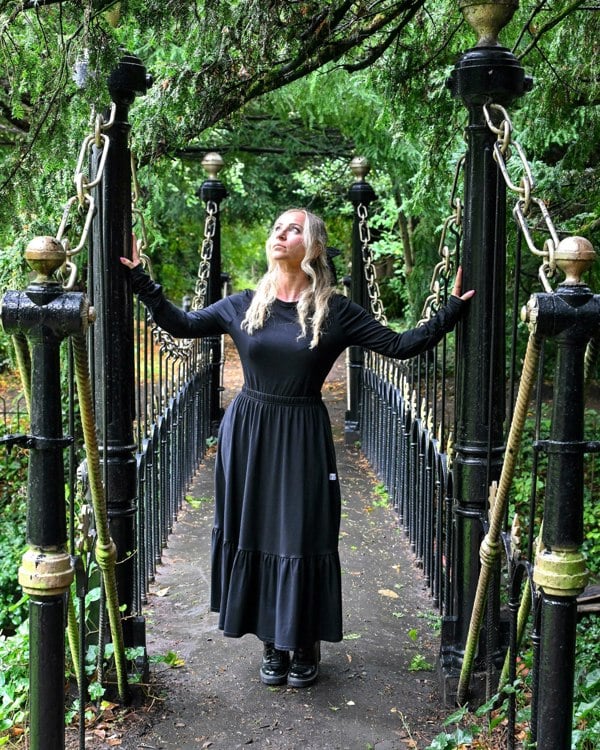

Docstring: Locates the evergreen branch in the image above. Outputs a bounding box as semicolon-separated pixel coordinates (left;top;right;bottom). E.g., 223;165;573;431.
517;0;589;61
511;0;549;54
174;143;353;159
277;1;424;79
381;19;464;86
343;2;422;73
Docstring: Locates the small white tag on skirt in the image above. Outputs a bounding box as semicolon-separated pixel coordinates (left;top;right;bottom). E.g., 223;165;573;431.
329;473;337;481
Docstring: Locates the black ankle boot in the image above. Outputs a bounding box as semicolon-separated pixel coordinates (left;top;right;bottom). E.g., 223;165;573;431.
259;642;290;686
287;642;320;688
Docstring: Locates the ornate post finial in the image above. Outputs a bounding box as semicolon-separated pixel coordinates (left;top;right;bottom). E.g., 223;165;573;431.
554;236;596;285
25;236;66;282
459;0;519;47
202;152;225;180
350;156;370;182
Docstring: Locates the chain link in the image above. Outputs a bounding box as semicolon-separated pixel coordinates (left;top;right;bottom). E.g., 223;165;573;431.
56;104;116;289
483;102;561;293
357;203;387;325
131;152;152;270
420;156;464;323
191;201;218;311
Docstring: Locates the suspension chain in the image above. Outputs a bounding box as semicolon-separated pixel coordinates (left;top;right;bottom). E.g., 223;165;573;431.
191;201;218;311
131;152;151;268
56;104;116;289
483;102;560;293
357;203;387;324
420;156;464;322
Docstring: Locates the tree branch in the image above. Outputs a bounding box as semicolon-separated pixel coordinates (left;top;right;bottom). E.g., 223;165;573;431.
343;2;422;73
517;0;589;61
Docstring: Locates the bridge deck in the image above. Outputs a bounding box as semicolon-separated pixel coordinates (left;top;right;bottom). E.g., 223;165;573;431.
79;354;448;750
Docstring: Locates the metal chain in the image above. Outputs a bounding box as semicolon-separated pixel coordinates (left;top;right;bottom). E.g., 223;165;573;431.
191;201;218;311
483;102;560;293
420;156;464;323
357;203;387;324
56;104;117;289
131;152;151;267
152;325;193;360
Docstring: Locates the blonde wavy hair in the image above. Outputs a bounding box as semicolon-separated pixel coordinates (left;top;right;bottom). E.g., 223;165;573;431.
241;209;336;348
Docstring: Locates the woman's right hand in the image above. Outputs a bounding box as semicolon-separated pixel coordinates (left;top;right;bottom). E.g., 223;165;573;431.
119;235;142;269
452;266;475;301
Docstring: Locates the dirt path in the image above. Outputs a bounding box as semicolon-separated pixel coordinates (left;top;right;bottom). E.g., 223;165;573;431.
69;344;449;750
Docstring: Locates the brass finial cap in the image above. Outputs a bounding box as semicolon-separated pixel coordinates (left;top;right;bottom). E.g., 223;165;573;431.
25;236;66;280
459;0;519;47
555;236;596;285
202;152;224;179
350;156;370;182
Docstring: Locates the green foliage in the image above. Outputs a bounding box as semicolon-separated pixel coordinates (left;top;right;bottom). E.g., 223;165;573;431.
574;616;600;748
408;654;434;672
0;620;29;740
372;483;389;508
149;649;185;669
1;2;599;323
0;442;28;633
582;497;600;577
427;607;600;748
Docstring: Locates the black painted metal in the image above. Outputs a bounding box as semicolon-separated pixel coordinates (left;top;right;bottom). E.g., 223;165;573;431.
439;42;530;700
530;284;600;748
505;561;533;749
89;55;151;651
345;177;376;445
1;280;87;750
361;340;454;624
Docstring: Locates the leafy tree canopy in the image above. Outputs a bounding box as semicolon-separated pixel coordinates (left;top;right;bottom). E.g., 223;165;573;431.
0;1;598;313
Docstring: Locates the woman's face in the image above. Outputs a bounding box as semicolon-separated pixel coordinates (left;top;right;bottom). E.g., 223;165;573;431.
268;211;306;269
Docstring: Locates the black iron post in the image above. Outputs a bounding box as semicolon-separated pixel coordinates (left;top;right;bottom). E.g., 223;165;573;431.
90;54;151;649
523;238;597;749
346;156;376;446
440;1;531;702
1;237;92;750
198;152;228;435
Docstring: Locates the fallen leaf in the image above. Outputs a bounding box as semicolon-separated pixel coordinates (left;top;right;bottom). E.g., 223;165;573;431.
378;588;399;599
155;587;170;597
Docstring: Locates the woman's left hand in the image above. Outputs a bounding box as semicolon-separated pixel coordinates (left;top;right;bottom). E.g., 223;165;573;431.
452;267;475;301
120;235;142;269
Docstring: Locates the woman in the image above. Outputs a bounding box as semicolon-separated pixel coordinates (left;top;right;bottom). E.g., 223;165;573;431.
121;209;474;688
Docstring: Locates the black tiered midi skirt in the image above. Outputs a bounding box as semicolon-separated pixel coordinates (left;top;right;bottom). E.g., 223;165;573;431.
210;386;343;650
